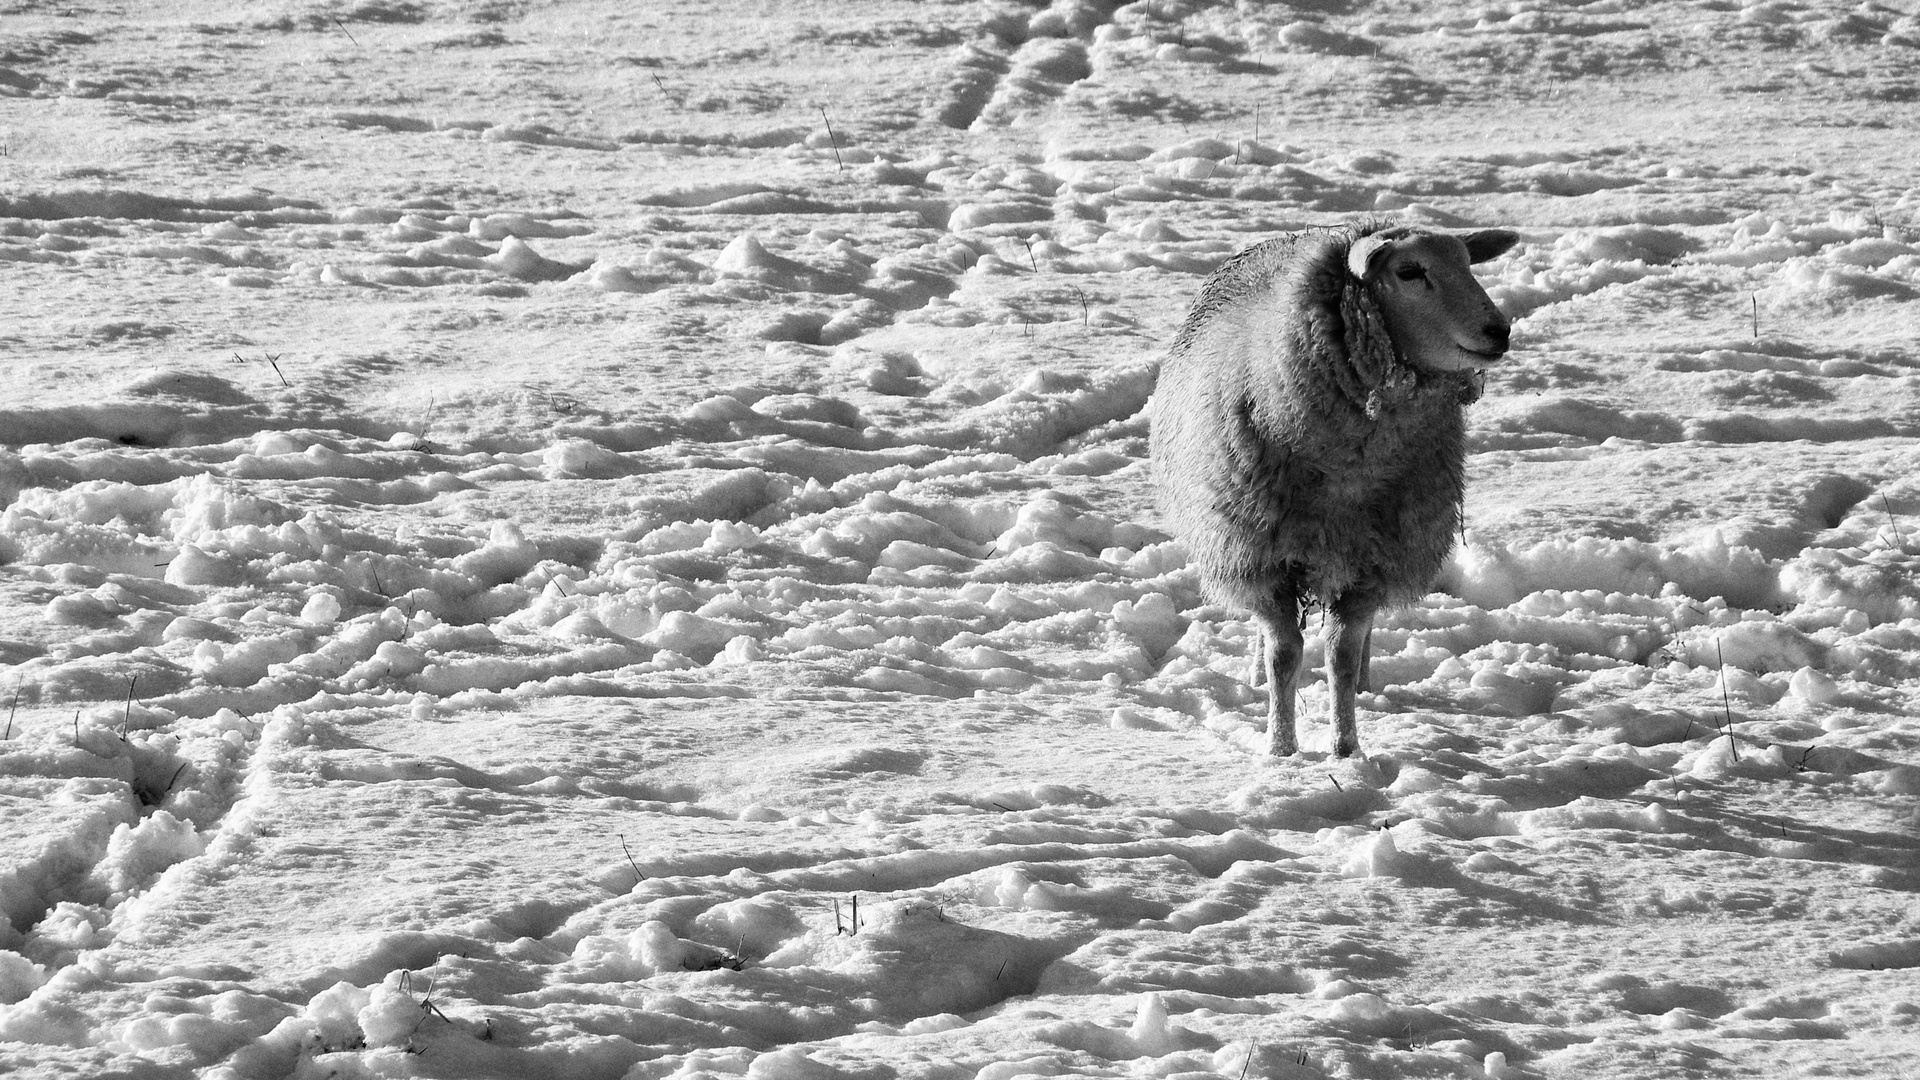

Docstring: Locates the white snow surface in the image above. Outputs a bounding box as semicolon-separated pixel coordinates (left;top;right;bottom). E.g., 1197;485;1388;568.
2;1;1920;1078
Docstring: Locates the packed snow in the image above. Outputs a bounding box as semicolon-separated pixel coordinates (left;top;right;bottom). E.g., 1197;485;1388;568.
2;1;1918;1078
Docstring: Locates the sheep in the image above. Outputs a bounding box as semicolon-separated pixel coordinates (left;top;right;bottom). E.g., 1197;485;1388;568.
1149;222;1518;757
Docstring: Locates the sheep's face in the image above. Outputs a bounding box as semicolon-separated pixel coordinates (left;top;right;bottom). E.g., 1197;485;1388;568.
1351;229;1518;373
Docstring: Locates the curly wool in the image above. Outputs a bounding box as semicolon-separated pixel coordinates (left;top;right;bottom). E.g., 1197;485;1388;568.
1149;222;1481;612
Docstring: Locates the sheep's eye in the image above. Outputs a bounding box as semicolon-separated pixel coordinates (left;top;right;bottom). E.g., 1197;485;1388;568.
1394;263;1427;282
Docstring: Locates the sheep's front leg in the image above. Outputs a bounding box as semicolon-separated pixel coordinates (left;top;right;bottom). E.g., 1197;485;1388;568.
1327;592;1378;758
1251;591;1304;756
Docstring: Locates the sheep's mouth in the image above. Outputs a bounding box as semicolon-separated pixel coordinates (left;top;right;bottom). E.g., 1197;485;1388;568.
1419;343;1508;371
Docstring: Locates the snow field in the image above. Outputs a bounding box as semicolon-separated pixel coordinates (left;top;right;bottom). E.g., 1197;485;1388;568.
7;416;1917;728
4;352;1919;1077
4;1;1920;1077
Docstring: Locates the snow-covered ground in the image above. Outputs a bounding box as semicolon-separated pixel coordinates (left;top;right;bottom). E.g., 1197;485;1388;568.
2;1;1919;1077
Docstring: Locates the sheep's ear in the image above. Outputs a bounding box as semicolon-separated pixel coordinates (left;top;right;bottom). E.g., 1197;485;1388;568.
1346;233;1394;280
1464;229;1519;264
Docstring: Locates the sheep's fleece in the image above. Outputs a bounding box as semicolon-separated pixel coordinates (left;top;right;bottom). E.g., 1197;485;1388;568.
1149;223;1500;615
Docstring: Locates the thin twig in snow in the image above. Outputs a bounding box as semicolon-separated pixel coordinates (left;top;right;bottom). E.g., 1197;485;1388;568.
121;676;137;741
818;107;843;171
417;394;437;454
618;833;644;882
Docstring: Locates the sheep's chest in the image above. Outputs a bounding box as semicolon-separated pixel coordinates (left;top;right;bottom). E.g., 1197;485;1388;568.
1278;385;1459;492
1238;385;1466;589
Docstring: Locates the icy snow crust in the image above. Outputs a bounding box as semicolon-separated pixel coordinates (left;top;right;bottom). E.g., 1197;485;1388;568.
3;1;1920;1078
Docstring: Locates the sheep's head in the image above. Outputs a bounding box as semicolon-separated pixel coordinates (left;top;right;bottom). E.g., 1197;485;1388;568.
1348;228;1518;372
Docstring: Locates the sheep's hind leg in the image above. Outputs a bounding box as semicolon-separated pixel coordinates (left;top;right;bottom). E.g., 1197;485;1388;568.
1327;592;1379;758
1251;588;1304;756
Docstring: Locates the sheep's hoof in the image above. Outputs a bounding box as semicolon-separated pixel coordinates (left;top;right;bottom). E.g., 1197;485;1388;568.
1333;740;1361;758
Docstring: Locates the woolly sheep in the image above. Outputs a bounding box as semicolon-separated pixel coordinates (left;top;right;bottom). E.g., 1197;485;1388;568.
1150;222;1518;757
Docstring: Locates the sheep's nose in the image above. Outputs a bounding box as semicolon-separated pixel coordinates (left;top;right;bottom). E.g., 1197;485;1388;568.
1484;322;1510;350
